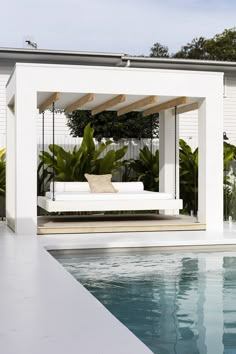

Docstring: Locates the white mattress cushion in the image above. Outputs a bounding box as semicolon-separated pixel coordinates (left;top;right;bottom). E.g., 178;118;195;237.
46;190;173;201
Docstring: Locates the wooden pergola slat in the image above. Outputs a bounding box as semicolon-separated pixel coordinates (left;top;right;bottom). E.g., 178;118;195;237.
143;96;188;117
91;94;126;116
117;95;157;116
173;102;198;115
64;93;94;114
39;92;61;114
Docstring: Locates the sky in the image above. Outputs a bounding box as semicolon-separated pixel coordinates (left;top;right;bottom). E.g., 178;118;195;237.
0;0;236;56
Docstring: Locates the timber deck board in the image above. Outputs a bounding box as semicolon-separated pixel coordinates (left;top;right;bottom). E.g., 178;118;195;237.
37;214;206;234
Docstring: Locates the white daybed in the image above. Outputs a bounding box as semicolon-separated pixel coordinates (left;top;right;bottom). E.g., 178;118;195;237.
37;182;183;213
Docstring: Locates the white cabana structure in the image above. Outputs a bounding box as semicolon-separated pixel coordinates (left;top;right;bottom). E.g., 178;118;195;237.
6;63;223;235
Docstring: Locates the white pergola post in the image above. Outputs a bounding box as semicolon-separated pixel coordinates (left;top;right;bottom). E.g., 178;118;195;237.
159;109;179;215
7;82;37;235
6;107;16;231
198;97;223;230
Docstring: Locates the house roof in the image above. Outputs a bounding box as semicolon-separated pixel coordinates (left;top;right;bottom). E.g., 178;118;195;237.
1;47;236;72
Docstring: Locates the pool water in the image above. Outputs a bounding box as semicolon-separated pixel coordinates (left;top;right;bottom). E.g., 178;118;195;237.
53;250;236;354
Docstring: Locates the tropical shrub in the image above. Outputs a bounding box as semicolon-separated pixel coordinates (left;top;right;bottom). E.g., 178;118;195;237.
179;139;198;215
0;148;6;195
37;161;53;196
228;181;236;221
123;145;159;191
223;142;236;220
39;123;128;182
179;140;236;218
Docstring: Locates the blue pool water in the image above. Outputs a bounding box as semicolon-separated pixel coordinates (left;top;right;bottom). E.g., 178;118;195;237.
53;250;236;354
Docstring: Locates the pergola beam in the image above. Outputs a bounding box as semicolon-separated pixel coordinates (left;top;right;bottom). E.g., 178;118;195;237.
39;92;61;114
143;96;188;117
173;102;198;115
91;94;126;116
117;95;157;116
64;93;94;114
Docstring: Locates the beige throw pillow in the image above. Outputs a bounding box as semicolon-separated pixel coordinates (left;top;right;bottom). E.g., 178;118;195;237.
84;174;118;193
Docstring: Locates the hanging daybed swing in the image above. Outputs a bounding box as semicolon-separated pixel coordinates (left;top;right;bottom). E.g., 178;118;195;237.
37;100;183;213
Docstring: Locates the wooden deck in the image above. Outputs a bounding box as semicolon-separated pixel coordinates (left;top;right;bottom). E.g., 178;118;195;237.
37;213;206;234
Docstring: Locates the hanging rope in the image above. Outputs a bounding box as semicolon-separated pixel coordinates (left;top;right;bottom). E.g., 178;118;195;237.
42;111;45;194
151;115;153;156
174;106;177;199
52;102;55;201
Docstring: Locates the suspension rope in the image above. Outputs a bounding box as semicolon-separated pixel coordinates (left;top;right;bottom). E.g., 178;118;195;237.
174;106;177;199
42;111;45;194
52;102;55;201
151;115;153;155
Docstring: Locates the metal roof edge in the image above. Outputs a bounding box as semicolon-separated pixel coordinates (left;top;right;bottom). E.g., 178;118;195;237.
0;47;124;58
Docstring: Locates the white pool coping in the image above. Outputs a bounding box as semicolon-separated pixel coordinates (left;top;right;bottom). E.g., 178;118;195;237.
0;224;153;354
40;222;236;251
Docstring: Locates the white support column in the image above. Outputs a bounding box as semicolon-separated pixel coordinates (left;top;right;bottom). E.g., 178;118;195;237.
6;107;16;231
14;86;37;235
159;109;179;215
198;96;223;231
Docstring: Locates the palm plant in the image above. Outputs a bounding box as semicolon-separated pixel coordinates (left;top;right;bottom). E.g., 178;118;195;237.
179;140;236;218
124;145;159;191
37;161;53;196
0;148;6;195
179;139;198;215
223;142;236;220
39;123;128;182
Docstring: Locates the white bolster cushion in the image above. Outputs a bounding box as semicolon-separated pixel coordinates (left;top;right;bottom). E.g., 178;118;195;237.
50;182;90;192
50;181;144;193
113;182;144;192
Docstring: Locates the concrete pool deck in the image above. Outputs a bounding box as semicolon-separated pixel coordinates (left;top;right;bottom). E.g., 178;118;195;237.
1;222;236;354
0;224;152;354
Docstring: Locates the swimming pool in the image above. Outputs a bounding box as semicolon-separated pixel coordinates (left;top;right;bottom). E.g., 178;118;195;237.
53;250;236;354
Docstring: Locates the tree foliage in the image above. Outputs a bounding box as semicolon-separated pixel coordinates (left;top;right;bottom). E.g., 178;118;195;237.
150;27;236;61
67;110;159;141
150;42;170;58
174;37;208;59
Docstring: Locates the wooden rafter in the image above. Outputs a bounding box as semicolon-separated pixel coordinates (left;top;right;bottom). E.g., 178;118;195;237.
173;102;198;115
39;92;61;114
91;94;126;116
117;96;157;116
143;96;188;117
65;93;94;114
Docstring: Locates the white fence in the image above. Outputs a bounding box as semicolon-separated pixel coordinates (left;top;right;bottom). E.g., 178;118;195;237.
37;136;159;160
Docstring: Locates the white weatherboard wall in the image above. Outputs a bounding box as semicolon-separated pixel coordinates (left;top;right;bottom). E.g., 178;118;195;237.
6;63;223;235
0;67;12;148
179;73;236;150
